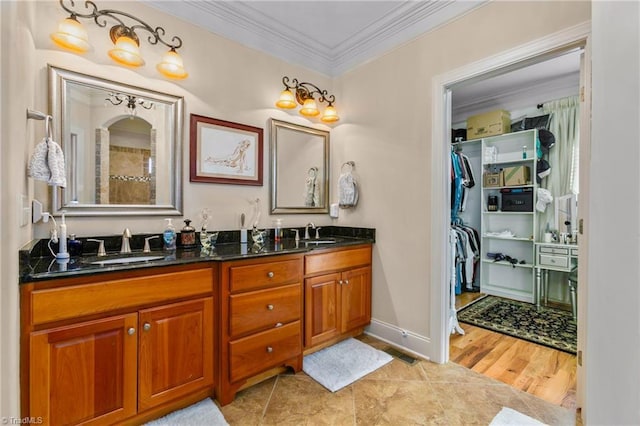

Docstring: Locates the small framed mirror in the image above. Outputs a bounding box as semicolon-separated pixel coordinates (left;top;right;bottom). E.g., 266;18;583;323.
48;65;184;216
270;119;329;214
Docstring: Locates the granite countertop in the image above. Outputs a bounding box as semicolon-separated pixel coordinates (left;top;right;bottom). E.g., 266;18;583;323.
19;226;375;283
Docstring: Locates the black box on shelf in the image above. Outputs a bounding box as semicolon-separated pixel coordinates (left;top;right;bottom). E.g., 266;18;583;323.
500;187;533;212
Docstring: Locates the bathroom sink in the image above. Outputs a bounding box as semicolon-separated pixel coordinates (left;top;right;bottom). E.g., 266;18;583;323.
301;237;341;244
90;255;165;265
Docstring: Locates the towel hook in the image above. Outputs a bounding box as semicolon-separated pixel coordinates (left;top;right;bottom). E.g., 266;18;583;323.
27;109;54;140
341;161;355;172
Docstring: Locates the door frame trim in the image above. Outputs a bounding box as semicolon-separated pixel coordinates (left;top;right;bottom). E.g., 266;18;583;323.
429;21;591;364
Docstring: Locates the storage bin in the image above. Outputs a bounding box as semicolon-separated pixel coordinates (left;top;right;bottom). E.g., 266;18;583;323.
500;187;533;212
467;109;511;139
503;165;531;186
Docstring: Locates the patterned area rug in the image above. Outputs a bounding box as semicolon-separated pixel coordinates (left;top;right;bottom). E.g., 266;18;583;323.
458;295;576;354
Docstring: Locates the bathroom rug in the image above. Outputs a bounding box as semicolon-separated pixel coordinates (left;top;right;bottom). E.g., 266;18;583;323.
490;407;546;425
144;397;228;426
457;295;576;354
303;337;393;392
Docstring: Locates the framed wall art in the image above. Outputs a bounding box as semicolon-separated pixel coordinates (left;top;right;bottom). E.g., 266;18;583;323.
190;114;263;185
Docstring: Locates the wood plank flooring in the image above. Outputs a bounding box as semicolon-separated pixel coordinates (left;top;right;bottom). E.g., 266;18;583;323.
450;300;577;410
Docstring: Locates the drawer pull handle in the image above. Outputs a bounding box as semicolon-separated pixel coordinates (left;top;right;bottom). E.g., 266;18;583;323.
267;271;274;278
267;304;274;310
266;346;273;353
275;322;283;328
127;327;136;335
143;323;151;331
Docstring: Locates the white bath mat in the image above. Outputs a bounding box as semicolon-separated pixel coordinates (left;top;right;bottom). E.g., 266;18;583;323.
144;398;228;426
490;407;546;425
303;338;393;392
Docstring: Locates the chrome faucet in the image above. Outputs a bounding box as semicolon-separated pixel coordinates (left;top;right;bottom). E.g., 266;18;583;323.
120;228;132;253
304;222;316;240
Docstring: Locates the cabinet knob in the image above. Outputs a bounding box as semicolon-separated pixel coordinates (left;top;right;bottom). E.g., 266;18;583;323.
267;271;274;278
338;280;343;285
127;327;136;335
344;279;349;285
267;304;274;310
143;322;151;331
275;322;283;328
266;346;273;353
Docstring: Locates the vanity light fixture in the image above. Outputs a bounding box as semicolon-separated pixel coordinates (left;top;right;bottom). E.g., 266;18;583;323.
50;0;188;79
275;76;340;123
105;93;154;118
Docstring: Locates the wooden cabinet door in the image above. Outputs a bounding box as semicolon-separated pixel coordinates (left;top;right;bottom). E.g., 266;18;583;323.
138;297;214;411
29;314;138;426
340;266;372;331
304;273;341;348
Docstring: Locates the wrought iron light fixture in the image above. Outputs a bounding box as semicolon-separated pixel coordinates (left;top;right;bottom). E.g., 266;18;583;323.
50;0;188;79
105;93;154;118
275;76;339;123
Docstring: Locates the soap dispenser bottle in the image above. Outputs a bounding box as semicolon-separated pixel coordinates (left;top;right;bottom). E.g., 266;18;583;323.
163;218;177;251
180;219;196;249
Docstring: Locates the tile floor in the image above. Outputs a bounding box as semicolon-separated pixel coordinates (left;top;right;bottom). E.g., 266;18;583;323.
218;335;577;425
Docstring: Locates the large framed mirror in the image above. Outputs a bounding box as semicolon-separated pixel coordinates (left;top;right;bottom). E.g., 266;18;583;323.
270;119;329;214
48;65;183;216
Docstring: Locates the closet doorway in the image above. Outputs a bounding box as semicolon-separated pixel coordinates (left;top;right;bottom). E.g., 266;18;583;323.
430;24;591;411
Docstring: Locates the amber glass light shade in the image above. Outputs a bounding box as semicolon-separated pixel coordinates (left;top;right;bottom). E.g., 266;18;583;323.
157;49;188;79
320;105;339;123
299;98;320;117
275;90;296;109
50;16;90;53
108;35;145;67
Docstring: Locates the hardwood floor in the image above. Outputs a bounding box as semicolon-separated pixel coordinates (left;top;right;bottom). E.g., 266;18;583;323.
450;295;577;410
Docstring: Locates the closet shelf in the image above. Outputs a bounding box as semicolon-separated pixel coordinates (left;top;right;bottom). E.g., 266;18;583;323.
483;158;535;166
481;259;533;269
482;184;534;190
482;236;532;241
483;211;535;215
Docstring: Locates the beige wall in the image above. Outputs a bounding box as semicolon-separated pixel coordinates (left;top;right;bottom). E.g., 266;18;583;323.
1;0;594;418
334;1;590;349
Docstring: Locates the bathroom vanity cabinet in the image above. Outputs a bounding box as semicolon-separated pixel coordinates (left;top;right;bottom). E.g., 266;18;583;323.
20;235;375;416
216;253;304;405
303;245;372;350
21;265;215;426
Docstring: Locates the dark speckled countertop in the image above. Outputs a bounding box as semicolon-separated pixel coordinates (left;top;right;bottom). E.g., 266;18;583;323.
20;226;375;283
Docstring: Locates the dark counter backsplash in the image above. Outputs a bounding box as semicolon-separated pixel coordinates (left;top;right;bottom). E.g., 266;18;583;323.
22;226;376;259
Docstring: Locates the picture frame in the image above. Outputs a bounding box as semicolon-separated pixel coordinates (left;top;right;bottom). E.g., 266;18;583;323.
190;114;263;185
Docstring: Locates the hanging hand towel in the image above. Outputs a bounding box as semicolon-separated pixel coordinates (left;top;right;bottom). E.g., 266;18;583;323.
28;137;51;182
28;137;67;187
338;170;358;208
47;138;67;187
304;167;318;207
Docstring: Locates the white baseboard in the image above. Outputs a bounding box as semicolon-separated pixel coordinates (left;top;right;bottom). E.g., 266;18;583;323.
365;318;435;361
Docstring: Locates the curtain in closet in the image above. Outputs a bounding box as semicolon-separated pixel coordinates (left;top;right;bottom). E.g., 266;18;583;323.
537;95;580;239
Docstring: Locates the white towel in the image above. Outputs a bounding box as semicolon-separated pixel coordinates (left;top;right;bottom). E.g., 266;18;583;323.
28;137;66;187
338;171;358;208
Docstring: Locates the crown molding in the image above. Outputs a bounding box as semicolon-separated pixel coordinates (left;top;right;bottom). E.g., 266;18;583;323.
144;0;486;77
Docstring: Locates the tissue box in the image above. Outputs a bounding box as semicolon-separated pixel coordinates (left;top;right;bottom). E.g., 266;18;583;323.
503;165;531;186
467;109;511;139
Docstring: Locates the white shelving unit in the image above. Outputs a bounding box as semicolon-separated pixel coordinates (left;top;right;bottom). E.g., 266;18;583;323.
477;129;538;303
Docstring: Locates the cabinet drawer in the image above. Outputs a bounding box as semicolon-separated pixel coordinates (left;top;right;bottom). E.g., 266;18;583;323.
539;246;569;255
305;246;372;275
571;248;578;256
538;254;569;269
229;321;301;383
230;284;301;337
229;259;301;293
30;268;213;326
